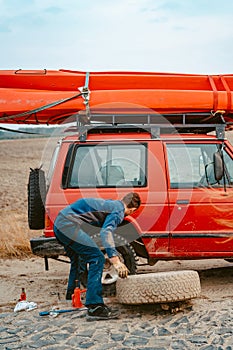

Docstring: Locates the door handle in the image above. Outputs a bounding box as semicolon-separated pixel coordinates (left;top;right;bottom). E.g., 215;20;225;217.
176;200;190;204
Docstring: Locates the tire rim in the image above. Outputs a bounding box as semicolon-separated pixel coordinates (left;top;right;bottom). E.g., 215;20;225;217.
101;258;118;285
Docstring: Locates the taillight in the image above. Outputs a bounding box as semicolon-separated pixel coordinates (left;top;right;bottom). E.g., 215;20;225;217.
45;212;52;230
44;211;55;237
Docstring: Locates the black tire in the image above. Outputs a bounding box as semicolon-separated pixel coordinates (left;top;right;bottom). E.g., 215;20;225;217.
81;233;137;297
28;167;46;230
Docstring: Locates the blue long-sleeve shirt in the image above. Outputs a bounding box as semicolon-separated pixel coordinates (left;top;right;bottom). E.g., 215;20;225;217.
55;198;125;257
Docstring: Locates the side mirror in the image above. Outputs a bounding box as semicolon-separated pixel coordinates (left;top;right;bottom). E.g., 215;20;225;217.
213;152;224;181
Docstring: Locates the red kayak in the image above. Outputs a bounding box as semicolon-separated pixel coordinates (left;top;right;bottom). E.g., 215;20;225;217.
0;69;233;125
0;69;225;91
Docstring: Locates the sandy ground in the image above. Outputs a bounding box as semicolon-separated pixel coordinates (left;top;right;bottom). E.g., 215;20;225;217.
1;135;233;314
1;256;233;313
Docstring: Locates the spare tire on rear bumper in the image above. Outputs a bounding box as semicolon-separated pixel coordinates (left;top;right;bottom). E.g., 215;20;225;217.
116;270;201;304
28;167;46;230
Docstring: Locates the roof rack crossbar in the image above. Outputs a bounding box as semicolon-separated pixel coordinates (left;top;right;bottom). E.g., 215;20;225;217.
74;112;228;140
77;123;226;140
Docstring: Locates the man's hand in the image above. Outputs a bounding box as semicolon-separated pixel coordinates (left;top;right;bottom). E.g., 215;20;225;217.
110;256;129;278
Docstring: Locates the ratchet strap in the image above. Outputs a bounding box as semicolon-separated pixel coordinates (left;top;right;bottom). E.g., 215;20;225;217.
0;126;41;134
0;91;83;122
78;72;91;121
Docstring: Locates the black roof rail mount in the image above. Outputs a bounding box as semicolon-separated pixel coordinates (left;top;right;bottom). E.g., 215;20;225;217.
75;112;229;141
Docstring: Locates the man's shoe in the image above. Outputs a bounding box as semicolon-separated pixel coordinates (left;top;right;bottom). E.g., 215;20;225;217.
86;304;120;321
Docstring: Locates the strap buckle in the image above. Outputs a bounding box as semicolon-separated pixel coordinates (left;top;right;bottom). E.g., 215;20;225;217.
78;72;91;121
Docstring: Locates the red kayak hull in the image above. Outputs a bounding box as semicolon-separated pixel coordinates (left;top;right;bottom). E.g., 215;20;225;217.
0;70;233;124
1;69;233;91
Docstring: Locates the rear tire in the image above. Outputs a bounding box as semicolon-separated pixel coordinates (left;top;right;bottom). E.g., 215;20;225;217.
28;167;46;230
81;233;137;297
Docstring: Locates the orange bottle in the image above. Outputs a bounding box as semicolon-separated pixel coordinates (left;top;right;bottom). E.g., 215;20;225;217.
19;288;26;301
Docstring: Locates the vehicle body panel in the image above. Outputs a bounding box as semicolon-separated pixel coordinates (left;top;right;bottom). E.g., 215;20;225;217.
42;131;233;260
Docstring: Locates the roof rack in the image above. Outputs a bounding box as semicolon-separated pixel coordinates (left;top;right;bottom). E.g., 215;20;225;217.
75;112;232;141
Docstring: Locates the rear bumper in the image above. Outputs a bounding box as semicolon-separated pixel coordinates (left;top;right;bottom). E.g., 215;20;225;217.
30;236;65;258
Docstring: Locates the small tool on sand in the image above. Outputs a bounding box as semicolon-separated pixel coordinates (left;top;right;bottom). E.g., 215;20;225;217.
39;307;87;317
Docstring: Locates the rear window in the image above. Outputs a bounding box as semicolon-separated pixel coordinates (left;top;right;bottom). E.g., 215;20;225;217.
64;143;147;188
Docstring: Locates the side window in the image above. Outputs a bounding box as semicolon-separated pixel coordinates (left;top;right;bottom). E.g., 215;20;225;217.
166;143;232;188
68;144;147;188
223;150;233;185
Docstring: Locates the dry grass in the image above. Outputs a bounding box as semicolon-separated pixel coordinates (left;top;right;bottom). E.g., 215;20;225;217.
0;212;32;258
0;132;233;259
0;137;56;258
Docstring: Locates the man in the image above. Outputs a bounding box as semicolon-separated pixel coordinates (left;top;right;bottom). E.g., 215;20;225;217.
54;192;141;321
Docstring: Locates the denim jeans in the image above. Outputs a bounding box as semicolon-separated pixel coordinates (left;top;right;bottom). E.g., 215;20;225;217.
63;245;83;292
54;226;105;306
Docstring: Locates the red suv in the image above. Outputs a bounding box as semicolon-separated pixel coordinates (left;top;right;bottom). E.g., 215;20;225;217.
29;112;233;295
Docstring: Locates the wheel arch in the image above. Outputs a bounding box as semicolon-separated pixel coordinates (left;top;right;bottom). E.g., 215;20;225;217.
115;220;149;259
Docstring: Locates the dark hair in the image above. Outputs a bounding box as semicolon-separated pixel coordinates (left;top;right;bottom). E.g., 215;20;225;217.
122;192;141;209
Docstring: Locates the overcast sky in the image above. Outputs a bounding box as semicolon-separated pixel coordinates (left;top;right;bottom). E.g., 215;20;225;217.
0;0;233;74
